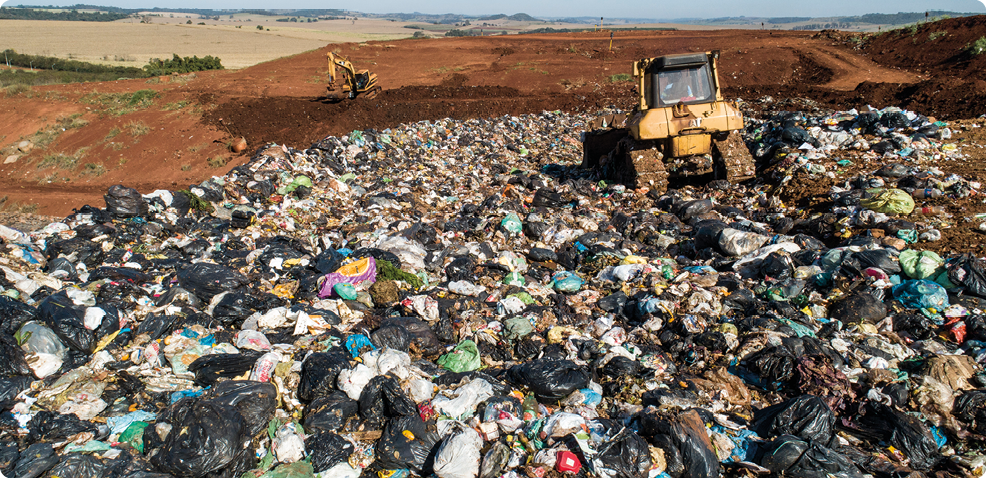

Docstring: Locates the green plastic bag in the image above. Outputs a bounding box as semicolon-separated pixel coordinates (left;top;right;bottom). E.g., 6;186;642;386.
502;272;525;287
260;461;315;478
119;421;149;453
437;340;481;372
860;188;915;214
501;213;523;235
900;250;944;280
503;317;534;341
334;283;358;301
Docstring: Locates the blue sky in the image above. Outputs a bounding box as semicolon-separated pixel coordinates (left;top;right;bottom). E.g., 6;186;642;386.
1;0;984;19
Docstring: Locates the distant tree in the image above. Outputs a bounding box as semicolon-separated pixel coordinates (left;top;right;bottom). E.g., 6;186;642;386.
256;24;262;30
186;19;191;24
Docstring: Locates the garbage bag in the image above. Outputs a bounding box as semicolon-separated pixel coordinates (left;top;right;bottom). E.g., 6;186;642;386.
317;257;377;298
27;410;98;442
593;427;652;478
953;390;986;434
12;443;57;478
0;376;33;410
210;292;257;325
370;323;412;352
839;402;940;470
948;253;986;297
306;432;355;473
438;340;482;373
374;414;440;473
742;346;797;390
177;262;250;302
900;250;944;280
152;399;252;477
853;249;901;274
719;228;768;257
381;317;443;355
204;380;277;437
298;350;353;402
672;199;713;222
892;280;948;311
358;375;418;426
37;290;95;354
632;409;719;478
507;359;589;401
758;435;862;478
0;444;17;477
187;352;262;387
753;395;836;445
104;184;148;217
46;453;108;477
0;295;36;335
304;392;359;434
860;188;914;214
828;292;886;324
0;333;32;377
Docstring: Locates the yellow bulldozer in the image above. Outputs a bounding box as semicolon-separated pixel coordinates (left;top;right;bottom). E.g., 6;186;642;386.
582;50;754;192
326;52;381;100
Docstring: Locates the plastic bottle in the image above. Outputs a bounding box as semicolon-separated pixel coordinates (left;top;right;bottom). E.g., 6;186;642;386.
912;189;942;199
911;206;946;216
522;394;538;421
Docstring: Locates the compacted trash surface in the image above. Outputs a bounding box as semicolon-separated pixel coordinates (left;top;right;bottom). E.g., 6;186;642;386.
3;104;986;478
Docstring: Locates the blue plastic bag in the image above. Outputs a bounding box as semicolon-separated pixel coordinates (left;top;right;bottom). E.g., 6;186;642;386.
892;279;948;311
345;334;376;358
552;271;583;293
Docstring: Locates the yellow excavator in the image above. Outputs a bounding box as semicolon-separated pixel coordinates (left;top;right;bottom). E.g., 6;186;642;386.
582;50;754;192
326;52;381;100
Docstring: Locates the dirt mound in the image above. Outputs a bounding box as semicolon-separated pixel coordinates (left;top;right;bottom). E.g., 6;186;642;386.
864;15;986;81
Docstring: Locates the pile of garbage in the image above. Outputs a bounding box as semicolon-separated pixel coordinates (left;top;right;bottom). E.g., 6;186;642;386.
2;106;986;478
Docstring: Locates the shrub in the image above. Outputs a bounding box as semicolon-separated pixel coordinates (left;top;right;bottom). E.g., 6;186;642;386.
608;73;632;82
969;37;986;56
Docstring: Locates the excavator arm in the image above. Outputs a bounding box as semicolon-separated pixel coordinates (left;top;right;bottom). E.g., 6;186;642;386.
325;51;380;100
327;52;358;88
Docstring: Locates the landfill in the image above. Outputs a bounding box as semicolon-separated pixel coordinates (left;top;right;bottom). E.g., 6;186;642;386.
1;103;986;478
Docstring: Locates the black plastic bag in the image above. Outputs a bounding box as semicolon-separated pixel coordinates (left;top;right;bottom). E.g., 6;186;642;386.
838;402;940;470
13;443;57;478
359;375;418;427
742;346;797;390
370;324;411;352
37;290;96;353
188;352;262;387
507;359;589;402
298;351;353;402
203;380;277;437
306;432;355;473
46;453;108;477
304;392;359;434
0;376;33;410
948;254;986;298
753;395;836;445
758;435;862;478
672;199;713;222
0;444;17;477
381;317;443;356
152;399;250;477
853;249;901;274
104;184;149;217
828;292;886;324
177;262;250;302
953;390;986;434
0;295;36;335
760;251;794;280
531;188;567;208
0;333;32;377
375;415;440;473
632;409;719;478
211;293;257;325
593;427;652;478
527;247;558;263
136;314;178;341
27;410;98;442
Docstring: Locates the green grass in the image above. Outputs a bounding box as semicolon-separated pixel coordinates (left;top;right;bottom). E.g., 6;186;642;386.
3;84;33;97
608;73;632;82
969;37;986;56
80;162;106;176
81;89;159;116
207;155;227;168
37;152;78;170
0;196;39;214
928;31;947;41
104;127;121;141
162;100;190;110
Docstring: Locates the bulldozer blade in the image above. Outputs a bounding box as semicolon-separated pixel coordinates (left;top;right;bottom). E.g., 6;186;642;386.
712;132;755;182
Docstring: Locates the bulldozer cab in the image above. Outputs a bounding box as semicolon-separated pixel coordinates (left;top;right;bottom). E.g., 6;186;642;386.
655;63;714;106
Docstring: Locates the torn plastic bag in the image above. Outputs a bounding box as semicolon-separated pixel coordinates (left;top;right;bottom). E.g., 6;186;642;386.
358;375;418;427
375;414;440;473
853;249;901;275
438;340;482;373
741;346;797;390
177;262;250;302
757;435;862;478
46;453;108;477
828;292;887;324
370;323;412;352
381;317;443;355
187;351;263;387
953;390;986;434
304;392;359;434
104;184;149;218
152;398;252;477
507;359;590;402
593;427;652;478
12;443;57;478
433;428;484;478
892;280;948;311
631;409;719;478
753;395;836;445
948;254;986;297
0;444;17;477
860;188;914;214
839;402;940;470
0;376;32;410
317;256;377;298
37;290;95;353
532;188;567;208
306;432;355;473
211;292;257;325
203;380;277;437
135;313;178;341
298;350;353;402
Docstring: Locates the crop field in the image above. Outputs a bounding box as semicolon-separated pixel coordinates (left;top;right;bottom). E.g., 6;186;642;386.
0;19;413;69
